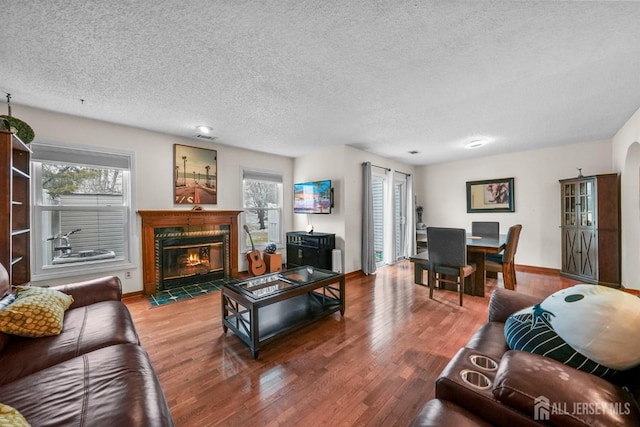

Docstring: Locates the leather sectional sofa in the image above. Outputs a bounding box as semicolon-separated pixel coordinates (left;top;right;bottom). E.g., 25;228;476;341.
0;263;174;426
412;288;640;426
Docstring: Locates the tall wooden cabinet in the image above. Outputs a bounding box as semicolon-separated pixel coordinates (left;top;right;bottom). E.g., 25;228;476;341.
559;173;620;286
1;130;31;285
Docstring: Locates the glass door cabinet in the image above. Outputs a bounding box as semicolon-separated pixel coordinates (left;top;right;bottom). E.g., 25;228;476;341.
559;174;620;286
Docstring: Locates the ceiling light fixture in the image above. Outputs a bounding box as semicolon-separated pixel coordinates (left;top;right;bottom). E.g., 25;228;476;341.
196;125;213;134
465;139;487;149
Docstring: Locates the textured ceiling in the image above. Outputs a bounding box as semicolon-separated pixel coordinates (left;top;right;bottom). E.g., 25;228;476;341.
1;1;640;165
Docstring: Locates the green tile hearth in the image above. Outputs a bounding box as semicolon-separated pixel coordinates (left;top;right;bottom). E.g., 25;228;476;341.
148;280;226;307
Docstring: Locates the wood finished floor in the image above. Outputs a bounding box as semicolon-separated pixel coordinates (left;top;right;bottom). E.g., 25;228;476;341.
124;261;579;427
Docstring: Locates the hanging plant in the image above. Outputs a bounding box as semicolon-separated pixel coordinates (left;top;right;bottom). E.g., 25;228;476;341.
0;116;9;131
1;94;35;143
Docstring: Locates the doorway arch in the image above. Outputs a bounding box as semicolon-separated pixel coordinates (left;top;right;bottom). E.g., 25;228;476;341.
622;141;640;290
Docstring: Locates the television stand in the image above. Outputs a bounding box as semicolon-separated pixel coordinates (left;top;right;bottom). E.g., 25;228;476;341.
286;231;335;270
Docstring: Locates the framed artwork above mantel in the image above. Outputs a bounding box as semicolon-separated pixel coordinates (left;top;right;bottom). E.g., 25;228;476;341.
466;177;515;213
174;144;217;204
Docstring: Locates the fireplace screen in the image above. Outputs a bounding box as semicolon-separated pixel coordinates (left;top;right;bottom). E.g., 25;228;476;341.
156;231;229;290
163;242;223;280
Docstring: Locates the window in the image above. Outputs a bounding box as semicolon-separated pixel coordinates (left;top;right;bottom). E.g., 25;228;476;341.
31;143;135;279
372;172;386;265
242;169;283;251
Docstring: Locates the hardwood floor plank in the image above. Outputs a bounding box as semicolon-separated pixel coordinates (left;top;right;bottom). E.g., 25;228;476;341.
125;261;577;426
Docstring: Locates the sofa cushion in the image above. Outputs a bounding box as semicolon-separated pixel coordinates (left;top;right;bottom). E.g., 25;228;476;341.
410;399;493;427
0;402;29;426
0;300;139;386
493;350;640;427
0;344;174;426
0;286;73;337
0;263;9;299
0;332;8;353
0;296;13;353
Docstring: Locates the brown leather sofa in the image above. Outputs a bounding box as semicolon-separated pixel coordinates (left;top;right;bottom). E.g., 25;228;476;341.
0;263;174;426
412;288;640;426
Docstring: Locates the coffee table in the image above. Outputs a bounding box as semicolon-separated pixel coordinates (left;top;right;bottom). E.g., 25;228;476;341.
221;266;345;358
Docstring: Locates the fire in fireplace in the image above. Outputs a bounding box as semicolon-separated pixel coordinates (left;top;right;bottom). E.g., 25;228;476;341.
154;229;230;291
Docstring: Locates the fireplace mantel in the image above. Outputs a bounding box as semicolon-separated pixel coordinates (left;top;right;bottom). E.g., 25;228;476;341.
138;209;242;295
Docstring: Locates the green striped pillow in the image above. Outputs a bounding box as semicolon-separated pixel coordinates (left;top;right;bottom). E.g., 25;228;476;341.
505;303;616;378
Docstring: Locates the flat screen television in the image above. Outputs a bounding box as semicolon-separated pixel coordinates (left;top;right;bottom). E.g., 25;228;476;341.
294;179;333;214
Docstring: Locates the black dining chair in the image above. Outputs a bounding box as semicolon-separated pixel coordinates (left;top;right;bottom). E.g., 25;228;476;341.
427;227;476;306
471;221;499;236
486;224;522;290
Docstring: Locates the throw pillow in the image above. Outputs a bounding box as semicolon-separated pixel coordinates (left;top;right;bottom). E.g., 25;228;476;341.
0;402;30;426
0;294;15;310
0;286;73;337
505;284;640;378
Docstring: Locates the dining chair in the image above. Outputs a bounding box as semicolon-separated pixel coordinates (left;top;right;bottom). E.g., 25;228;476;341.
471;221;499;236
426;227;476;306
486;224;522;290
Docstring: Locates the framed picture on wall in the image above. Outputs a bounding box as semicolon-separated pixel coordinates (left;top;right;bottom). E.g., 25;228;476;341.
174;144;217;204
466;177;514;213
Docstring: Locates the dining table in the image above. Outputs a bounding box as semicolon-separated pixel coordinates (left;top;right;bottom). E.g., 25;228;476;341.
466;234;507;296
409;233;507;297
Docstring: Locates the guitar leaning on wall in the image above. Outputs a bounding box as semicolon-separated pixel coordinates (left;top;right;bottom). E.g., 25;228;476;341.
243;224;267;276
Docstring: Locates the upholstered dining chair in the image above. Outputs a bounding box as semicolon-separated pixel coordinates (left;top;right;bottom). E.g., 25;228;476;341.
471;221;499;236
426;227;476;306
486;224;522;290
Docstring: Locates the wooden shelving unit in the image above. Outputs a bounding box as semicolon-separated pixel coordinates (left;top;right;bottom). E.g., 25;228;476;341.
1;130;32;285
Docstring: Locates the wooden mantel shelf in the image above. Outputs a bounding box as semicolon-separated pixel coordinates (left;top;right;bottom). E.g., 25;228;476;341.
138;209;242;295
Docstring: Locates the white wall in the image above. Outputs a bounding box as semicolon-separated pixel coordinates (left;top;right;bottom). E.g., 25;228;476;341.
13;104;294;293
612;105;640;290
293;145;416;274
417;140;614;270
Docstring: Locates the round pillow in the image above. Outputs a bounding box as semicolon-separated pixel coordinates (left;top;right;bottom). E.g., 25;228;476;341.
505;284;640;377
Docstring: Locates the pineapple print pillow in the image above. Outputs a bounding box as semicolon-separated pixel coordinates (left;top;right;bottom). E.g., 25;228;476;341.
0;286;73;337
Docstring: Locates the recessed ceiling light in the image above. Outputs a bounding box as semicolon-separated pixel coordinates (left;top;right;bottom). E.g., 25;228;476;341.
196;125;213;134
465;140;487;149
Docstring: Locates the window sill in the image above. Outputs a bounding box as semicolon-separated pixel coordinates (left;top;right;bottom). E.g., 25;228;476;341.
32;259;135;282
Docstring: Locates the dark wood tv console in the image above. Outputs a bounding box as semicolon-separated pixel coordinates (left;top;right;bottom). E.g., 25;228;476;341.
286;231;335;270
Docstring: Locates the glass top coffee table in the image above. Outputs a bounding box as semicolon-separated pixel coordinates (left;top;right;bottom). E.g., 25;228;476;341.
221;266;345;359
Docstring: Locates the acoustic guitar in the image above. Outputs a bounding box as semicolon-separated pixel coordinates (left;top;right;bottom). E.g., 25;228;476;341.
243;225;267;276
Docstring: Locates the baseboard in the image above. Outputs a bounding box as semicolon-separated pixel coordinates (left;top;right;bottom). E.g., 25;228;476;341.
123;290;144;299
345;270;364;280
515;264;561;275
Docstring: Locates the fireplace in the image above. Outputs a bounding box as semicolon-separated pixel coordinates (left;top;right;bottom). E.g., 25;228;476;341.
138;209;242;295
156;230;229;290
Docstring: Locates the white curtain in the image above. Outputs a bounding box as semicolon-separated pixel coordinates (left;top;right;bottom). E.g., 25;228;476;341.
404;175;416;257
361;162;376;275
383;170;395;265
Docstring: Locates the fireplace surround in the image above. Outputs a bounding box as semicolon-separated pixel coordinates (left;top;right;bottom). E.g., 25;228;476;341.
138;209;242;295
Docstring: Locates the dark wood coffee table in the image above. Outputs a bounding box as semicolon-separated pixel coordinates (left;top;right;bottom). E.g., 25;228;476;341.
221;266;345;358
